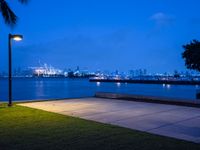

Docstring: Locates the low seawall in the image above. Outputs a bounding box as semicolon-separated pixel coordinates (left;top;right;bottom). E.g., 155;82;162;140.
95;92;200;108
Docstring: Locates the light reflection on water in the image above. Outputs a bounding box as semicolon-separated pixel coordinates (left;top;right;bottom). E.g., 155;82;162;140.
162;84;171;88
0;78;199;101
96;82;101;87
166;84;171;89
35;80;45;97
116;82;121;87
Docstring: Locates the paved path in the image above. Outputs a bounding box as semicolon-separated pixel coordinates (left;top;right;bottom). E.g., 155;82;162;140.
19;98;200;143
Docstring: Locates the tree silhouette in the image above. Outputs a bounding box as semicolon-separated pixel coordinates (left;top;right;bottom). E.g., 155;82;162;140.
0;0;28;27
182;40;200;72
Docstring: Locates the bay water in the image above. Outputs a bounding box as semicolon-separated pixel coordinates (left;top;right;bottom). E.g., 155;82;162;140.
0;78;198;101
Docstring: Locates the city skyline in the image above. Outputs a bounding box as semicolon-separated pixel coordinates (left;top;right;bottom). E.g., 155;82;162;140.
0;63;199;77
1;0;200;73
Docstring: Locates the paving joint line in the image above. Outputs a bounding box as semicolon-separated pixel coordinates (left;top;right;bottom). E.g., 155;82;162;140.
110;107;186;124
146;115;200;132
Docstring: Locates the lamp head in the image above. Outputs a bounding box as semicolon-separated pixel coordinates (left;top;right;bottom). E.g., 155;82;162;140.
11;34;23;41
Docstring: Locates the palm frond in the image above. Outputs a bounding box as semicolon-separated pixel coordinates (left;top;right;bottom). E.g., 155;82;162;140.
0;0;17;26
18;0;28;4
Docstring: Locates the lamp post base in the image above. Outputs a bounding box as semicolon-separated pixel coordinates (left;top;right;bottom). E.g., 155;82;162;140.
8;103;12;107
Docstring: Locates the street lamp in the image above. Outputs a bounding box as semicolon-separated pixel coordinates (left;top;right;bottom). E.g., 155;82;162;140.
8;34;23;106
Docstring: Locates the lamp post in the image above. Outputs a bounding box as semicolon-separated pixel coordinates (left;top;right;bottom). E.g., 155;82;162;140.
8;34;23;106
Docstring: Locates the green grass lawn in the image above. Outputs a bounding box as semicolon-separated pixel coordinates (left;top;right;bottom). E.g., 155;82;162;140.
0;103;199;150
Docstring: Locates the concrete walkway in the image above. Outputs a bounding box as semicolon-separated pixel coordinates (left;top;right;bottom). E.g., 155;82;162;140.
19;98;200;143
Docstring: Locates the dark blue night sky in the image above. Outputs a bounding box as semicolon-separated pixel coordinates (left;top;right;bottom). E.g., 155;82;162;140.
1;0;200;73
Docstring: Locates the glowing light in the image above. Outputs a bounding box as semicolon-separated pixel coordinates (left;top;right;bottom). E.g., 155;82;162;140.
162;84;166;87
11;35;23;41
13;37;22;41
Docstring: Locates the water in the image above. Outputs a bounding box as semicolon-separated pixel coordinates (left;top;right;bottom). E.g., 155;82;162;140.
0;78;199;101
